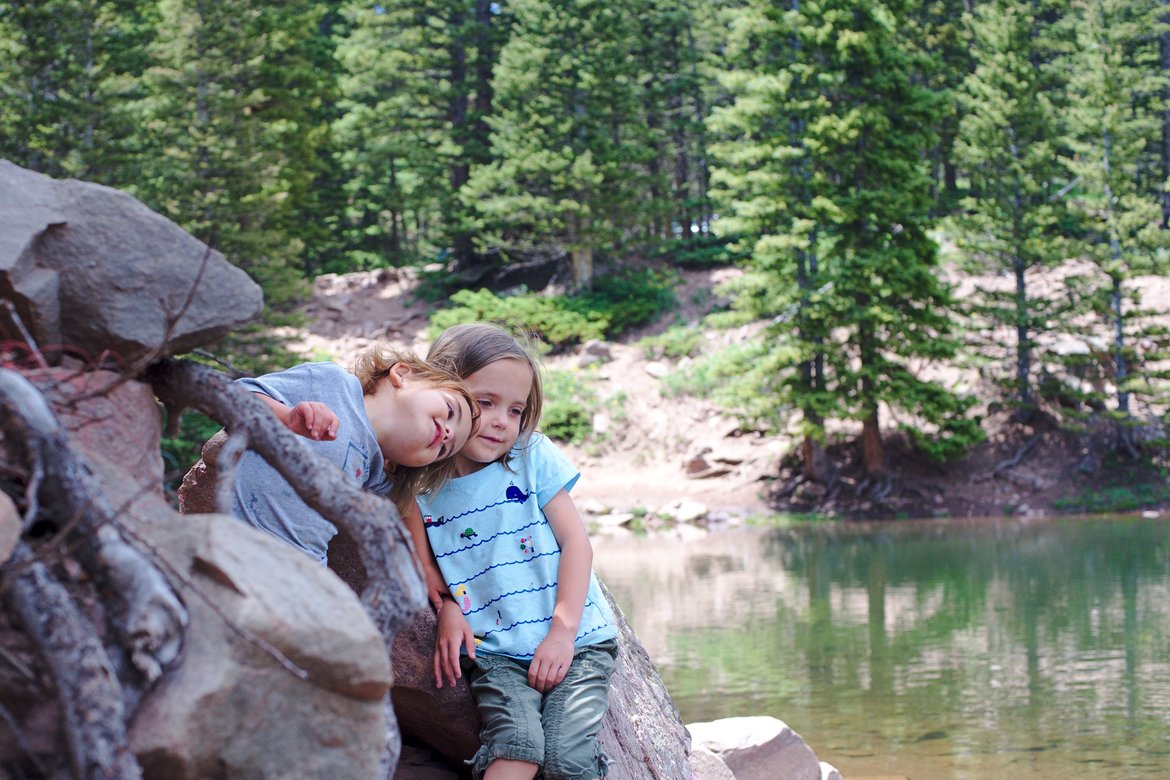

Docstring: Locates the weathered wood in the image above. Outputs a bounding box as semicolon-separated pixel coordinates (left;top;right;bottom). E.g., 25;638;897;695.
3;544;141;780
0;368;189;695
146;357;429;779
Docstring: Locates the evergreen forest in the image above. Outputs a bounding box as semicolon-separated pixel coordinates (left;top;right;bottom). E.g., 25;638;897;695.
5;0;1170;487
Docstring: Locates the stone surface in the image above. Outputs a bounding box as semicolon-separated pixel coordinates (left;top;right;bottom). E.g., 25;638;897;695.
0;365;391;779
21;369;164;507
659;498;709;524
688;746;736;780
390;608;483;763
395;745;460;780
0;160;263;367
687;716;821;780
130;512;392;779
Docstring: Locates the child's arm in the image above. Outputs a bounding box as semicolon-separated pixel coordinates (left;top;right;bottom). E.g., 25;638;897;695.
528;488;592;693
253;393;339;441
433;599;476;689
400;501;450;611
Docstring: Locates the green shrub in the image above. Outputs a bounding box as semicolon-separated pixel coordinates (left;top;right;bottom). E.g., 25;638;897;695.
429;288;607;347
651;234;748;268
427;269;679;350
1052;483;1170;514
564;269;678;335
541;368;597;445
638;325;703;360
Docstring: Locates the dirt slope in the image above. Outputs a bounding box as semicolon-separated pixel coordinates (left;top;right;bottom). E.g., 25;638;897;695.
283;265;1170;522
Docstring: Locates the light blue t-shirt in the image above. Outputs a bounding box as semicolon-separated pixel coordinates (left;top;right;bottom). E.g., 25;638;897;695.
418;433;617;660
233;362;391;564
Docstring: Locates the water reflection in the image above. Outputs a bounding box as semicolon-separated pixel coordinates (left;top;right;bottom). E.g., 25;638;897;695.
593;517;1170;780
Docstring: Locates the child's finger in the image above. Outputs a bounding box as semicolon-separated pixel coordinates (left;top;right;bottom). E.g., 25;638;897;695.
432;649;444;689
463;627;476;661
442;643;461;686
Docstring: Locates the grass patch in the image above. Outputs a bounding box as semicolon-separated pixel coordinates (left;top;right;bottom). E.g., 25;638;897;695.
1052;482;1170;515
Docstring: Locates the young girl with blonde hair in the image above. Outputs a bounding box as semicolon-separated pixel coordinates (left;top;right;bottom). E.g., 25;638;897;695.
404;322;617;780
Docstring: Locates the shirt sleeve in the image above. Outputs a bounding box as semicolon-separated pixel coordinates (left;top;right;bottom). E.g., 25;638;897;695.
236;362;328;406
527;433;580;507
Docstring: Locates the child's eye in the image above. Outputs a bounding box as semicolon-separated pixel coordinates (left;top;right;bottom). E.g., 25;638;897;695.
446;401;455;420
510;407;524;417
477;399;493;409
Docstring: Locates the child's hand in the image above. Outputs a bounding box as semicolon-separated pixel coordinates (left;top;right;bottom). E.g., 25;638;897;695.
528;625;574;693
284;401;339;441
433;601;475;689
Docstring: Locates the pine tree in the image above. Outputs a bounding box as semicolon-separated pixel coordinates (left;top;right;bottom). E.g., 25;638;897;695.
949;0;1066;417
708;0;837;481
711;0;983;480
463;0;652;289
906;0;975;212
334;0;502;269
133;0;334;311
1060;0;1170;449
0;0;153;180
628;0;717;242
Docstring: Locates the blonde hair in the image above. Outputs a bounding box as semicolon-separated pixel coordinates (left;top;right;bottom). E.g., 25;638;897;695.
426;322;544;468
350;341;478;507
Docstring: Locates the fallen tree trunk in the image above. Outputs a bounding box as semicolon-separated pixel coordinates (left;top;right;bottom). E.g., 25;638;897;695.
146;357;428;778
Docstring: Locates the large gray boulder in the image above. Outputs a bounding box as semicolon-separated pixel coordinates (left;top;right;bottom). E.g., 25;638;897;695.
0;159;262;366
687;716;822;780
129;513;392;779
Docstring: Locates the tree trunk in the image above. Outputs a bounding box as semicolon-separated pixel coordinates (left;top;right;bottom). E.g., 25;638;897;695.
447;4;475;269
861;410;885;478
1014;254;1033;413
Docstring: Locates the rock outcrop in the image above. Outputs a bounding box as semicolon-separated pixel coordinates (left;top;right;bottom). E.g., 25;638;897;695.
0;159;262;366
688;717;823;780
0;161;400;779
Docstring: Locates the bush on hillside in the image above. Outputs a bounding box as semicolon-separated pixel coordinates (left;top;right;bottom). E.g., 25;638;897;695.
427;269;678;350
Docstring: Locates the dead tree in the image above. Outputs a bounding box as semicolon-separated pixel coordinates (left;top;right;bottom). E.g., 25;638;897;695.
0;368;189;779
146;357;428;779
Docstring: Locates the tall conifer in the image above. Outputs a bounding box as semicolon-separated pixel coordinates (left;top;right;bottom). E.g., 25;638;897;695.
463;0;650;289
1061;0;1169;448
950;0;1065;417
712;0;982;480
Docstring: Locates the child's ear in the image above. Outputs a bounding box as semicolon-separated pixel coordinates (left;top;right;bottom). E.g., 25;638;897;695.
387;362;413;388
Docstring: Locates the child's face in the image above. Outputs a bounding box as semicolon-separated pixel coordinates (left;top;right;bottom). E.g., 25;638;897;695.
382;379;474;468
456;357;533;470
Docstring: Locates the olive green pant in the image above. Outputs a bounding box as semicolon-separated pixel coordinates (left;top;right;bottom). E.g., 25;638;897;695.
464;639;618;780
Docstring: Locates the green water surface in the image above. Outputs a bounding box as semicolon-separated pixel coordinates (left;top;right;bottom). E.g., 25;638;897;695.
593;516;1170;779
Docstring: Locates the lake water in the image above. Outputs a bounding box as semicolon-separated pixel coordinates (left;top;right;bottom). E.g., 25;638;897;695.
592;516;1170;779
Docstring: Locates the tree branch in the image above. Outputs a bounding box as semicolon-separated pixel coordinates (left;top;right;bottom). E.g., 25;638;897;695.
0;369;188;696
146;357;429;779
2;544;141;780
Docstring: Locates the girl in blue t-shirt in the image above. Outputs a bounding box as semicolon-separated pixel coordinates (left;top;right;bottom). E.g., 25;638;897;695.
403;322;617;780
